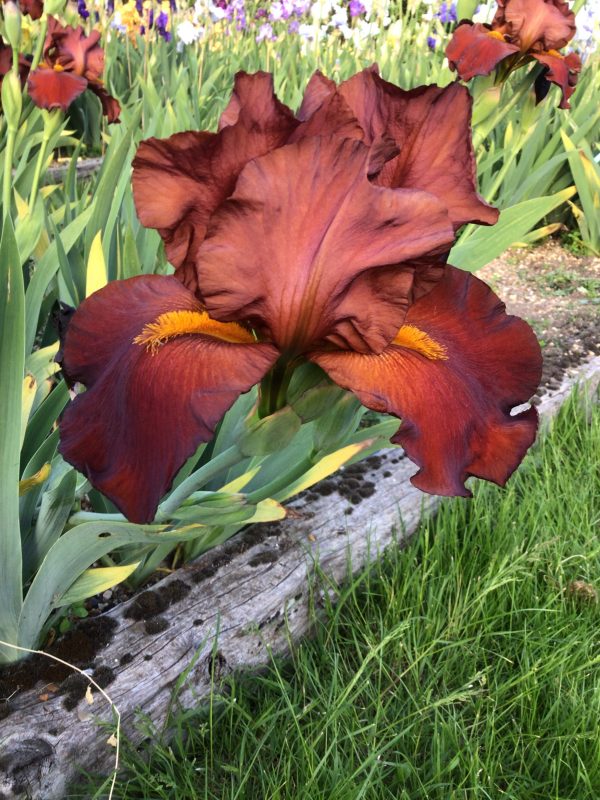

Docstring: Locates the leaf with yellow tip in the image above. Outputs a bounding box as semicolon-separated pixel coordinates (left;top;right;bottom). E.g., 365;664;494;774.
86;231;108;297
247;498;286;523
57;562;141;608
19;462;51;495
21;373;37;449
278;441;374;501
221;466;262;494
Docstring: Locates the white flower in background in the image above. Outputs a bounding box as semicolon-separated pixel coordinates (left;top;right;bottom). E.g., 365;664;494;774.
194;0;228;22
330;4;348;28
310;0;335;23
574;1;599;56
177;19;204;45
110;12;127;33
386;18;402;43
472;2;497;24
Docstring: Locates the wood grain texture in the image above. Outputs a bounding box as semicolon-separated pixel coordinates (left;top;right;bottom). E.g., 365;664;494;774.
1;356;599;800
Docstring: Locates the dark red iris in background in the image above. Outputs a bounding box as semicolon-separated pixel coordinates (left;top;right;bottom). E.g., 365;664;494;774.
446;0;581;108
27;16;120;122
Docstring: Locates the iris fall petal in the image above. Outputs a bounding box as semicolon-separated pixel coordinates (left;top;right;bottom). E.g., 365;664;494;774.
310;266;542;496
58;275;278;523
532;50;581;109
445;22;521;81
27;67;88;113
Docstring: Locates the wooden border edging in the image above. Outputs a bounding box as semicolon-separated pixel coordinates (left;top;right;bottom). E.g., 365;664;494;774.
1;356;600;799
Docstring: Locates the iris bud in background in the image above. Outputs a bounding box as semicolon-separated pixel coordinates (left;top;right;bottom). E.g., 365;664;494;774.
45;0;68;15
1;69;22;127
3;1;22;51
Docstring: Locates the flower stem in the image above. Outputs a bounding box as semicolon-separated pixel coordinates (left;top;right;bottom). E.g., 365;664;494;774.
30;14;48;71
156;445;242;520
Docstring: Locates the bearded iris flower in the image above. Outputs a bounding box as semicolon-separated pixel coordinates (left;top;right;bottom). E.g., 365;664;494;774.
446;0;581;108
18;0;44;19
27;16;120;122
58;68;542;524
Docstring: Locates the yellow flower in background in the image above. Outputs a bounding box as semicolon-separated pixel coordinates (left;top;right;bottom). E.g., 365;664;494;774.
116;0;142;42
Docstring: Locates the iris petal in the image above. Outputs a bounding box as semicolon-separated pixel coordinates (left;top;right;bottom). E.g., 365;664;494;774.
532;50;581;109
58;275;278;523
27;67;88;113
337;69;499;230
446;22;521;82
310;266;542;496
197;135;455;354
132;71;298;293
495;0;576;52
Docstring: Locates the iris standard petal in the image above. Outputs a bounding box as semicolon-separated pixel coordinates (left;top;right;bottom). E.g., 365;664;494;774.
20;0;44;19
532;50;581;109
58;275;278;523
27;67;88;113
132;71;298;293
296;70;337;121
44;17;104;80
338;69;498;230
310;266;542;497
445;22;521;81
197;135;455;354
218;69;296;130
495;0;575;52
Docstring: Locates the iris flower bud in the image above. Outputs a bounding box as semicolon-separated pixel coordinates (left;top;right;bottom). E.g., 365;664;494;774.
3;1;22;51
1;69;22;129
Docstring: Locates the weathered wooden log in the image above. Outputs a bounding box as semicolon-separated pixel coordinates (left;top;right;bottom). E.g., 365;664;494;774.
1;356;599;800
45;158;103;182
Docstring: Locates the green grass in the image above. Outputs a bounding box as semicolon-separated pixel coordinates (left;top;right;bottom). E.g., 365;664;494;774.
85;391;600;800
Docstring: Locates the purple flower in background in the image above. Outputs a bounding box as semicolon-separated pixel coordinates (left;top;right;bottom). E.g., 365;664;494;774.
170;0;176;10
436;2;456;24
256;21;275;41
288;18;299;32
427;35;437;49
270;0;293;21
156;9;171;40
255;7;268;18
77;0;90;18
292;0;310;15
135;0;143;13
349;0;365;17
106;0;114;12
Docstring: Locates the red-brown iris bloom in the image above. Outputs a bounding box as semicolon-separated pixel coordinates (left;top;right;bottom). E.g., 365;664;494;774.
19;0;44;19
446;0;581;108
27;16;120;122
58;69;542;523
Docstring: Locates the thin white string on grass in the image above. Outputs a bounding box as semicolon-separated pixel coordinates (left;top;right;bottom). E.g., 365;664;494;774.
0;639;120;800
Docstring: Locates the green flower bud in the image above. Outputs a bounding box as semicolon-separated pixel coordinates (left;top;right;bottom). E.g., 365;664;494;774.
1;70;22;129
3;1;22;51
45;0;68;16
